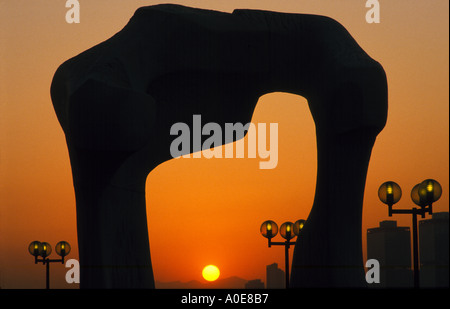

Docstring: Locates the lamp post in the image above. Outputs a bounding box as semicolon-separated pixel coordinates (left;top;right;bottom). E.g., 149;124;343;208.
28;240;71;289
260;219;305;288
378;179;442;288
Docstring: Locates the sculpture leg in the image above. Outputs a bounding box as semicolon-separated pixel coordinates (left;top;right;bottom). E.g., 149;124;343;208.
290;128;377;287
65;79;163;288
291;63;387;287
71;160;155;288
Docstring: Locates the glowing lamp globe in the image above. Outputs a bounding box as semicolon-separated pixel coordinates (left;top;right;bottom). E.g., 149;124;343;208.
56;241;71;257
28;241;42;257
39;242;52;258
378;181;402;205
411;183;427;207
260;220;278;239
418;179;442;205
280;222;294;240
293;219;306;236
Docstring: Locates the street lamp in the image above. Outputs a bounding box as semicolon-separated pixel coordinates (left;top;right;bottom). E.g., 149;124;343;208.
378;181;402;216
378;179;442;288
411;179;442;217
28;240;71;289
260;219;305;288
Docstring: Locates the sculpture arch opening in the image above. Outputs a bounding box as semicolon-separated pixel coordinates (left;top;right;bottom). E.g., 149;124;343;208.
144;92;317;283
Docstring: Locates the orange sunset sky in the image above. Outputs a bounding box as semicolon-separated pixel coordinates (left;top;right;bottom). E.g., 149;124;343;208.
0;0;448;289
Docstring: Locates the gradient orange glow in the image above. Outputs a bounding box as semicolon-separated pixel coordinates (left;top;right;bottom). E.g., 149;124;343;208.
0;0;448;288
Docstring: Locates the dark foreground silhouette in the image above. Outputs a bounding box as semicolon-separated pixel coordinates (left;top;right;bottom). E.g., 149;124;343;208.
51;4;387;288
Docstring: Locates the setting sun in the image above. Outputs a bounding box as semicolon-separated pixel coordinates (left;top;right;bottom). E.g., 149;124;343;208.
202;265;220;282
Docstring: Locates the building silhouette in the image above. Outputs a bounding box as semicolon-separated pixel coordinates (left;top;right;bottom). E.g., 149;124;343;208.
266;263;285;289
419;212;449;288
367;220;413;288
245;279;265;289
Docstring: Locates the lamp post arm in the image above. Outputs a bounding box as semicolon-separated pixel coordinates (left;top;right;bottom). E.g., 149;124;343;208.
35;258;65;264
269;241;287;246
390;208;413;215
268;241;297;246
390;206;430;217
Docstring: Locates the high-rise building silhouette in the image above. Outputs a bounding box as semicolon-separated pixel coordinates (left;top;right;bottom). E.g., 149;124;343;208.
245;279;265;289
266;263;285;289
367;220;413;287
419;212;449;288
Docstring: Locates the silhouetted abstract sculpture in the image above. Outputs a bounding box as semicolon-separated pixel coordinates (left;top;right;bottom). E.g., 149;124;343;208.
51;4;387;288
